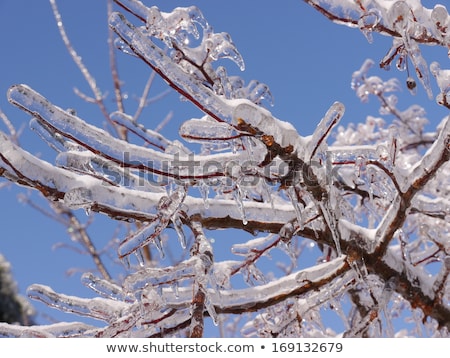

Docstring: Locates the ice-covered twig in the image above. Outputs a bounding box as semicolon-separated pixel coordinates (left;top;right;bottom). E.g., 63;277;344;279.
374;114;450;255
109;11;231;122
305;0;448;97
0;321;96;338
27;284;129;323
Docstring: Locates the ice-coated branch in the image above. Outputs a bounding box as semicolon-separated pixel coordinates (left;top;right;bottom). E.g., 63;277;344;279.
1;0;450;338
304;0;448;46
305;0;450;99
374;114;450;255
0;321;95;338
27;284;129;323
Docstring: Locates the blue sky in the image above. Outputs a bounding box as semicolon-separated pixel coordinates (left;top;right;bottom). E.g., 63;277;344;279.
0;0;448;335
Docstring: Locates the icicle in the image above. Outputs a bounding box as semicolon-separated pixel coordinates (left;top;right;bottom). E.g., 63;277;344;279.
232;183;248;225
158;185;186;219
204;295;219;326
134;248;146;267
286;186;304;228
262;180;275;211
306;102;345;161
243;263;266;286
198;181;210;209
354;155;367;183
171;281;180;299
242;80;274;106
319;201;342;256
120;255;131;270
204;32;245;71
152;235;165;259
172;213;187;249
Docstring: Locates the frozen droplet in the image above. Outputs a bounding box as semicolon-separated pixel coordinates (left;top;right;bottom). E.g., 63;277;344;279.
205;32;245;71
406;76;417;95
354;155;367;179
134;248;146;267
395;50;407;71
319;201;342;256
172;213;187;249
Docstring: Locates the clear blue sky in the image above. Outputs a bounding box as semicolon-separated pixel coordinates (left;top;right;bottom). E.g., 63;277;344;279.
0;0;447;334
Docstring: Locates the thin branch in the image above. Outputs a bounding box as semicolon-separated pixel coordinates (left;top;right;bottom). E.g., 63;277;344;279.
49;0;123;138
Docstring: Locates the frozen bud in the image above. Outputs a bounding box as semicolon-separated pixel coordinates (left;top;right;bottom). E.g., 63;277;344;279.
431;5;449;35
406;76;417;95
376;145;389;162
388;1;413;33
